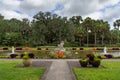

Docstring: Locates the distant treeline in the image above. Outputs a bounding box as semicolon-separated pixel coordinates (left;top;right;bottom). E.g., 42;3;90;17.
0;11;120;47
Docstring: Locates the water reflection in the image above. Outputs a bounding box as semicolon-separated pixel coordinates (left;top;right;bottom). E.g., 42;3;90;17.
109;52;120;57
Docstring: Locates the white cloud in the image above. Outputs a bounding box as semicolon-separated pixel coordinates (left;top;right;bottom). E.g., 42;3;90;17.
0;10;32;20
84;11;103;20
0;0;120;29
0;0;20;10
19;0;61;15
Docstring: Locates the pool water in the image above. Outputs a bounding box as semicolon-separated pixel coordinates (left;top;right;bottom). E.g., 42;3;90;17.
0;51;120;58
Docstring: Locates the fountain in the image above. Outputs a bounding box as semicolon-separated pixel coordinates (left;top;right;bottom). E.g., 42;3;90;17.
98;47;113;58
9;46;18;58
11;46;15;54
103;47;107;54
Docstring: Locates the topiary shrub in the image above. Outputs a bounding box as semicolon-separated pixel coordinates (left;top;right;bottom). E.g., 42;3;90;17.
37;48;41;50
72;48;76;50
92;58;101;67
3;47;8;50
16;56;21;59
10;54;18;58
87;53;95;60
80;48;84;50
79;58;88;67
28;53;34;58
46;48;49;50
23;55;29;60
20;53;25;58
112;48;119;50
104;54;113;58
16;47;22;50
80;53;101;68
97;55;107;59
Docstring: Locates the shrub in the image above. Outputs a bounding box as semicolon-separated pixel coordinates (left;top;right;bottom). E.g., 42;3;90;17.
20;53;25;58
87;53;95;61
0;56;10;58
98;55;107;59
16;47;22;50
104;54;113;58
80;48;84;50
37;48;41;50
46;48;48;50
64;51;72;58
16;56;21;59
92;58;101;67
80;54;101;68
112;48;119;50
3;47;8;50
62;55;66;59
28;53;34;58
49;52;56;58
22;52;30;60
23;55;29;60
79;59;88;67
10;54;18;58
72;48;76;50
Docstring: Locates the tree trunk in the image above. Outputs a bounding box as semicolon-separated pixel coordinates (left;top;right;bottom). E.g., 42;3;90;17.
79;37;81;46
94;33;97;46
102;33;104;45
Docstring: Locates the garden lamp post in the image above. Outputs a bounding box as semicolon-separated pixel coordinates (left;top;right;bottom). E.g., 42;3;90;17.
87;29;91;47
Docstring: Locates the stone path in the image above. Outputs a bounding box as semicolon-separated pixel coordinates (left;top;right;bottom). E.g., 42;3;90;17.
44;60;76;80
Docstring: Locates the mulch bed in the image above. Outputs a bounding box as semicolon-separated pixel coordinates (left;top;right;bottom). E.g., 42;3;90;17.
17;61;52;68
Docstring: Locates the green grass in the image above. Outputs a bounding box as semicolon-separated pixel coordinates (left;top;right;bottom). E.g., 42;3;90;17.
0;60;45;80
74;61;120;80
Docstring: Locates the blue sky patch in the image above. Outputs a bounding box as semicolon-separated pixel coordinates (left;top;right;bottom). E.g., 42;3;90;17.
17;0;24;1
14;10;22;14
51;4;64;13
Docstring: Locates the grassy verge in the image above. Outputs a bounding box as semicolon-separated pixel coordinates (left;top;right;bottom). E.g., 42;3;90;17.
74;61;120;80
0;60;45;80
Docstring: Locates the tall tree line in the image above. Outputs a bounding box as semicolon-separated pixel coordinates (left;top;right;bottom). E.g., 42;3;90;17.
0;12;120;47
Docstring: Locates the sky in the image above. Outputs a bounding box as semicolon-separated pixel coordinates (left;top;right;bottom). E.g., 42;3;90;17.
0;0;120;29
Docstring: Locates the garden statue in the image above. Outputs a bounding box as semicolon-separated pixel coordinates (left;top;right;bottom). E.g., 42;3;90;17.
54;41;66;53
54;41;66;58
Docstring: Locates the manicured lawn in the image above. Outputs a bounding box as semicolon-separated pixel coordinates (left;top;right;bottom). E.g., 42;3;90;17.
0;60;45;80
74;61;120;80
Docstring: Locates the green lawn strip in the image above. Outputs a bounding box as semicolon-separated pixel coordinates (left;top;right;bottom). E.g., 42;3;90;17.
74;61;120;80
0;60;45;80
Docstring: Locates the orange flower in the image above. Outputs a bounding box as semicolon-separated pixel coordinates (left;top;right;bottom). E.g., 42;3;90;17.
25;47;29;51
56;51;64;58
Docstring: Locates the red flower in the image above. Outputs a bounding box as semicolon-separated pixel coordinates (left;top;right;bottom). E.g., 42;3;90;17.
56;51;64;58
